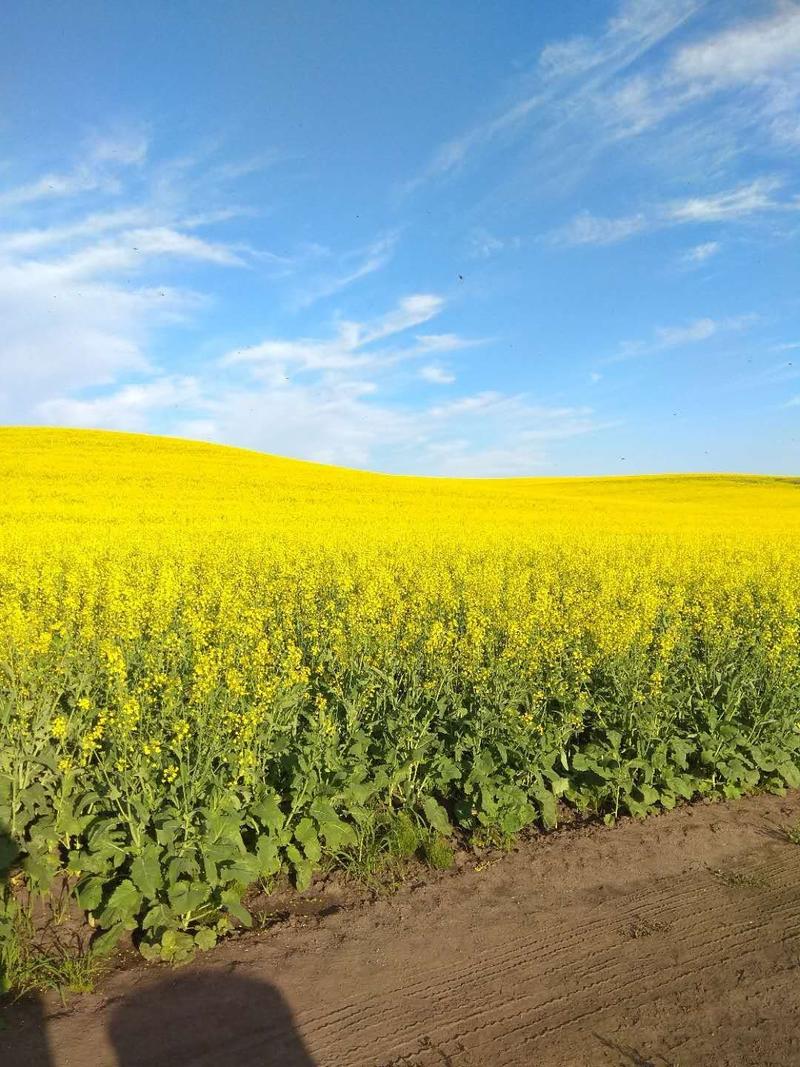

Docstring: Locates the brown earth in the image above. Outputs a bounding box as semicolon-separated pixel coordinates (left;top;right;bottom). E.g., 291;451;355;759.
2;791;800;1066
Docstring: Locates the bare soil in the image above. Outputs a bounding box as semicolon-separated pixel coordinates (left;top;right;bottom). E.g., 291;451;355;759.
3;791;800;1066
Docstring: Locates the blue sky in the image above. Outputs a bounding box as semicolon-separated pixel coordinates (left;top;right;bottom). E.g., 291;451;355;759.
2;0;799;476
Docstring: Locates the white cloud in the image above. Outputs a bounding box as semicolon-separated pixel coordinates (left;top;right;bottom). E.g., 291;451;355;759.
614;314;755;361
420;364;455;385
666;177;783;222
467;228;520;259
37;376;204;431
358;294;445;345
418;395;606;475
124;227;245;265
414;333;484;353
550;211;648;246
0;170;113;210
222;293;450;374
0;139;263;423
406;0;701;190
222;336;369;374
0;208;154;255
0;254;184;419
405;0;800;240
655;318;718;347
684;240;720;263
4;132;608;475
670;6;800;86
424;442;550;477
292;233;397;308
85;130;149;167
552;178;795;247
0;132;149;209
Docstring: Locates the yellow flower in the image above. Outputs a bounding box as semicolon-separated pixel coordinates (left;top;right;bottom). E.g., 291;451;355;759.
51;714;69;740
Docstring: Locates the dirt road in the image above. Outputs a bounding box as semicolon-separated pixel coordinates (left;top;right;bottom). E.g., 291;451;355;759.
3;791;800;1066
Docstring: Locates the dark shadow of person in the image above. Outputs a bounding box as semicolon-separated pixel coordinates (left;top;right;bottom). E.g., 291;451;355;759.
0;822;54;1067
108;970;317;1067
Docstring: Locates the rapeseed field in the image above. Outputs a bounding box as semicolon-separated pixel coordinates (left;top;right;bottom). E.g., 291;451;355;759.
2;427;799;969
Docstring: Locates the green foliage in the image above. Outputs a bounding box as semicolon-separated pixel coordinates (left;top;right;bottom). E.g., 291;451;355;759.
0;893;98;998
423;834;455;871
2;608;800;991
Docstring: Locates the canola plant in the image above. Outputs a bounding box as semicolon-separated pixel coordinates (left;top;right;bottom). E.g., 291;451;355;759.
1;427;799;965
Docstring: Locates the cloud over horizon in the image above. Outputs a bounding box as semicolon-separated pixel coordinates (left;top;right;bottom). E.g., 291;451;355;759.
2;1;799;475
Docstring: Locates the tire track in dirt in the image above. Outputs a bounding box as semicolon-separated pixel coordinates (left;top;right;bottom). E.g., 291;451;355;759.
302;854;799;1059
307;852;800;1065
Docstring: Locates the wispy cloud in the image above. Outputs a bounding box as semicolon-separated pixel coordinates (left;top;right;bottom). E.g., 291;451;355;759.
551;177;796;246
550;211;648;246
683;240;720;264
666;177;784;222
291;232;398;308
404;0;800;257
670;6;800;86
414;333;486;353
419;364;455;385
418;394;609;475
406;0;702;192
220;294;459;376
0;135;272;422
612;313;756;361
37;375;204;432
467;228;521;259
0;131;149;210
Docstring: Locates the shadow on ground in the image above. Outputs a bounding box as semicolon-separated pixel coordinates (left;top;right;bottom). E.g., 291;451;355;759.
108;971;316;1066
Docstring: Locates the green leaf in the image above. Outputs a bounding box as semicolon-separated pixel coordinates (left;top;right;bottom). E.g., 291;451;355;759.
422;796;452;836
100;878;142;927
130;844;162;900
141;902;175;934
500;802;536;835
221;888;253;928
159;928;196;963
23;846;60;890
778;761;800;788
138;940;162;962
665;775;695;800
435;758;462;784
194;927;217;951
167;880;210;916
92;921;127;957
546;775;570;797
534;790;557;830
75;874;105;912
285;844;314;890
294;818;321;863
223;853;261;886
251;793;285;833
255;835;281;878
